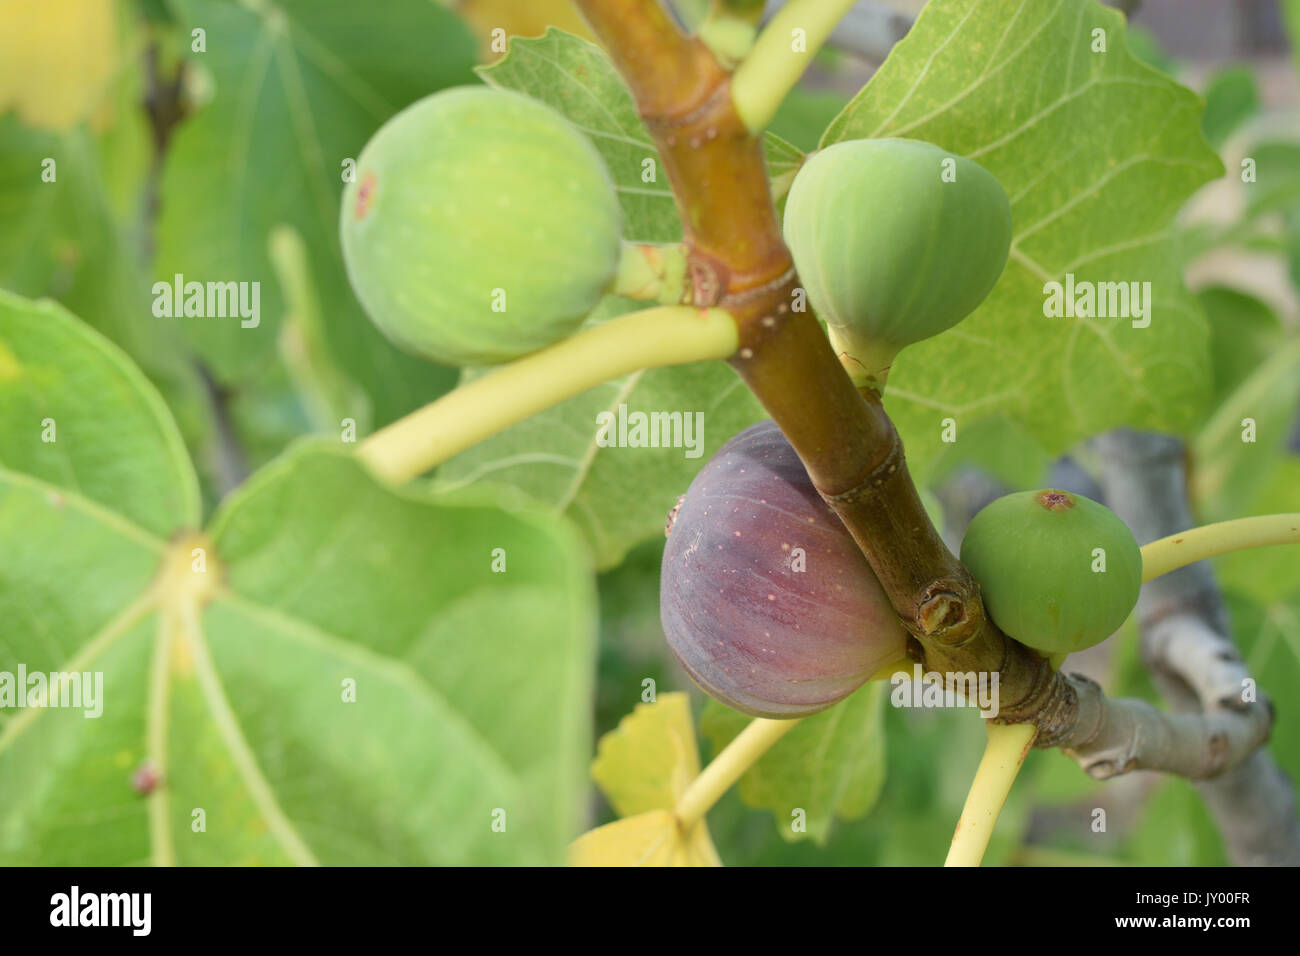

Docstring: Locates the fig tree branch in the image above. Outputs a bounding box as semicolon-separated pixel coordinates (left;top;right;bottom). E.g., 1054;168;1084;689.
1055;664;1273;780
357;306;736;483
572;0;1060;731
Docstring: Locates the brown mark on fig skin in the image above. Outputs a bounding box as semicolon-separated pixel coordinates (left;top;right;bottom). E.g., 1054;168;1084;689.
354;171;378;220
1036;489;1075;513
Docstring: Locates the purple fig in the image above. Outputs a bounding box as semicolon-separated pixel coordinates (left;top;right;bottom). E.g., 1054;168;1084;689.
660;420;909;718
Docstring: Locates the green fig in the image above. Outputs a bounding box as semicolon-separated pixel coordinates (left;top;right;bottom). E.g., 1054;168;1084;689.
661;420;909;718
782;137;1012;386
959;489;1142;655
340;86;622;367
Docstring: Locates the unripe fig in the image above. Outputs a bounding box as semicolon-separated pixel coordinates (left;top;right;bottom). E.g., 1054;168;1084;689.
959;490;1142;655
782;138;1012;385
340;86;622;366
660;421;909;718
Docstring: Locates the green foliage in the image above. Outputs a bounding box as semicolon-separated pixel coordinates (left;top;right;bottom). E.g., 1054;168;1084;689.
0;293;597;864
923;416;1051;490
1125;778;1228;866
434;297;767;570
0;115;207;470
1193;333;1300;524
1121;25;1178;77
156;0;477;424
1201;66;1260;150
769;87;849;152
479;28;804;243
1214;460;1300;604
0;290;199;534
822;0;1221;473
700;684;887;844
2;0;1296;869
1226;592;1300;785
1198;285;1284;405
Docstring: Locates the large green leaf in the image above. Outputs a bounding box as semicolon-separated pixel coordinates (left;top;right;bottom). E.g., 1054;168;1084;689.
203;443;597;865
821;0;1222;470
0;290;200;535
155;0;477;423
0;294;597;865
922;414;1051;490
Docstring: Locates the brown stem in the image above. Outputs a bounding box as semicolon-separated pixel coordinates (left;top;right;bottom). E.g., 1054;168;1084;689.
570;12;1289;859
572;0;1061;726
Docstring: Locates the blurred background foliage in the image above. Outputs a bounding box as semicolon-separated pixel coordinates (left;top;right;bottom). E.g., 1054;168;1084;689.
2;0;1298;865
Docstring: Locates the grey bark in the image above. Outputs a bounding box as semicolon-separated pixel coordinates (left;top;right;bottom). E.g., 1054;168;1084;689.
1093;429;1300;865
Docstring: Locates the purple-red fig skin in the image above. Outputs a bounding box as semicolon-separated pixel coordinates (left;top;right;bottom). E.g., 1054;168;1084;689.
660;420;909;718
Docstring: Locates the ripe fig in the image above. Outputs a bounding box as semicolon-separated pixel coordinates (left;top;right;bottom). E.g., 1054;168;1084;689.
340;86;622;367
660;420;909;718
782;138;1012;386
959;490;1142;655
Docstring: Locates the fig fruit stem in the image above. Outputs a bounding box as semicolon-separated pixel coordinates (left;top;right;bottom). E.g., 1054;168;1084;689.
827;323;897;392
944;721;1037;868
675;716;801;830
612;241;690;303
697;12;760;67
1140;514;1300;583
731;0;859;133
357;306;737;483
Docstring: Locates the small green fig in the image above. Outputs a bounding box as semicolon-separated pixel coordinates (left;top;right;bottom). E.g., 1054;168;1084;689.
660;421;909;718
340;86;622;367
959;489;1142;655
782;137;1012;385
